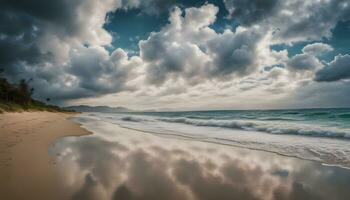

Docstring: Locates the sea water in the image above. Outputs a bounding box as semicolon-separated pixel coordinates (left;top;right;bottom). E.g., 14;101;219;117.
73;108;350;168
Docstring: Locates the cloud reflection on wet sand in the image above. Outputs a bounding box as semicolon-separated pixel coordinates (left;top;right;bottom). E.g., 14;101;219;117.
50;123;350;200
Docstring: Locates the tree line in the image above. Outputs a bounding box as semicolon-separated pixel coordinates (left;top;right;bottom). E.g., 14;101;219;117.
0;69;72;113
0;68;51;107
0;77;35;105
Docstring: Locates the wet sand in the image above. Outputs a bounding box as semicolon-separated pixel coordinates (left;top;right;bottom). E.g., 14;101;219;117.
50;115;350;200
0;112;90;200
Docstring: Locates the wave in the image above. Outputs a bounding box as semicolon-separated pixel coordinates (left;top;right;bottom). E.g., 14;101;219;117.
159;117;350;139
120;116;152;122
282;111;300;115
257;117;298;121
301;112;330;116
337;113;350;118
75;113;350;169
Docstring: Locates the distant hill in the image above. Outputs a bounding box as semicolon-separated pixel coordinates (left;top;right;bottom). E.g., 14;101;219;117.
65;105;133;113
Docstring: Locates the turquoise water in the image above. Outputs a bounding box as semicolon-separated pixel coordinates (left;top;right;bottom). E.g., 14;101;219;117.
123;108;350;139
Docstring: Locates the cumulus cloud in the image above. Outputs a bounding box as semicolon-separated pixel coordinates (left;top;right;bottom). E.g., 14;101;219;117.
302;43;334;56
206;28;262;77
0;0;145;102
0;0;349;108
276;43;333;77
1;1;270;106
224;0;350;43
287;54;323;71
224;0;280;25
140;4;264;85
315;54;350;82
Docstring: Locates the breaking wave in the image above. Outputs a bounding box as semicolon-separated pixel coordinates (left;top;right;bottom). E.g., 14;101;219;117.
147;117;350;139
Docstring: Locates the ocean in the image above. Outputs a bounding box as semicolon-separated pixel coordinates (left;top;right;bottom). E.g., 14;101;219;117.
72;108;350;168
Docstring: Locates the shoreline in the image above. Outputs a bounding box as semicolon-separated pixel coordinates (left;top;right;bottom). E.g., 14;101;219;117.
69;113;349;170
53;115;350;199
102;121;350;170
0;112;91;200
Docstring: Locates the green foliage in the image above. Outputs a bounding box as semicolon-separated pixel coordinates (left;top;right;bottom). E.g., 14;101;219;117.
0;77;72;113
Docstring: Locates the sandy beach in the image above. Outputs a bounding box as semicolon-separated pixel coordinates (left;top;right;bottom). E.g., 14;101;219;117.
0;112;90;200
1;112;350;200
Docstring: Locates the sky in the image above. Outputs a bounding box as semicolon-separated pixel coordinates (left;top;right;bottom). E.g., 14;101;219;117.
0;0;350;111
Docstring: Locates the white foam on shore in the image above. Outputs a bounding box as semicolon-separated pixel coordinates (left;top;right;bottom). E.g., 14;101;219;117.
159;117;350;139
73;113;350;169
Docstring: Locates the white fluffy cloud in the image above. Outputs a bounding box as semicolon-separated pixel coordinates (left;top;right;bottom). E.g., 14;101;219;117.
140;4;264;85
302;43;334;56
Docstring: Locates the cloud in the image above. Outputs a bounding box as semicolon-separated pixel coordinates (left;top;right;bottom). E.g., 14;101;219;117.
1;0;120;45
284;80;350;108
140;4;264;85
224;0;350;43
315;54;350;82
0;0;143;102
0;0;349;108
302;43;334;56
206;27;262;77
287;54;323;71
122;0;176;15
0;1;270;106
224;0;280;25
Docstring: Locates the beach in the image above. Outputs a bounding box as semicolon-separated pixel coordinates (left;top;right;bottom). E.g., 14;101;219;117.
1;111;350;200
0;112;90;200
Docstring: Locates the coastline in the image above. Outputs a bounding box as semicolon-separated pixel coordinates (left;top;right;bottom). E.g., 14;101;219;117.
1;111;349;199
52;114;350;199
78;115;350;170
0;112;90;200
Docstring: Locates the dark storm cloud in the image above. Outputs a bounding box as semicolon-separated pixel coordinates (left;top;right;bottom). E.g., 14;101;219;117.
223;0;280;25
0;0;142;102
0;0;99;48
1;0;79;24
315;54;350;82
0;7;48;72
